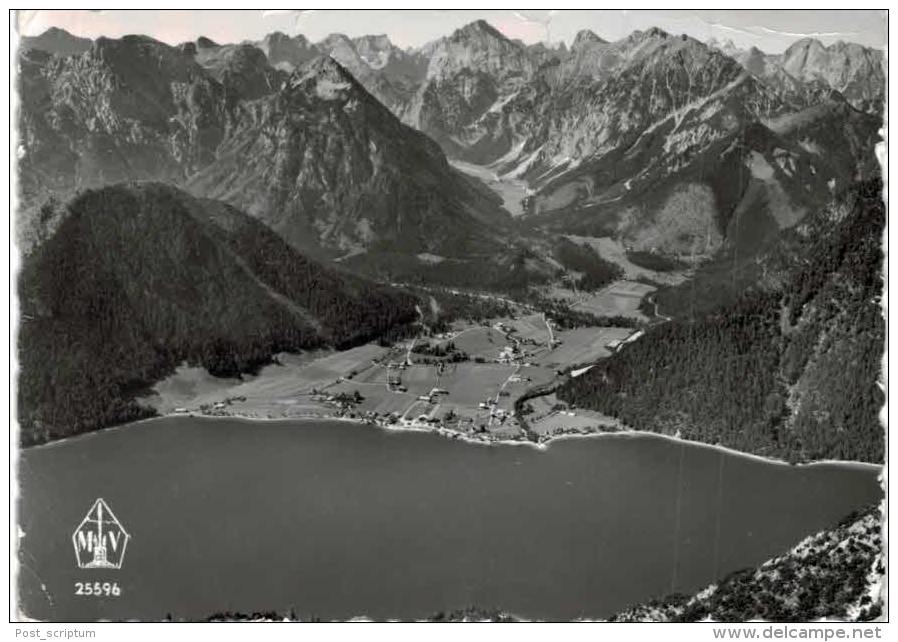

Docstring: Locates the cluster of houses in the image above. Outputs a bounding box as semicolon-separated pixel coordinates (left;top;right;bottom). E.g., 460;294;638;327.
495;343;540;366
416;387;449;404
496;345;520;364
476;397;510;422
181;395;247;416
385;361;409;392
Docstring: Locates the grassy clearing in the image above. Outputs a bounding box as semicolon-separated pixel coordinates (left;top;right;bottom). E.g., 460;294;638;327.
540;327;634;370
567;235;690;285
148;345;389;415
548;280;655;320
448;326;507;360
508;313;550;344
436;363;517;406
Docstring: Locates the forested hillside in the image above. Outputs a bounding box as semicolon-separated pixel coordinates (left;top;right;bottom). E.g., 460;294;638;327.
552;237;623;291
558;180;884;463
611;505;884;622
17;183;418;446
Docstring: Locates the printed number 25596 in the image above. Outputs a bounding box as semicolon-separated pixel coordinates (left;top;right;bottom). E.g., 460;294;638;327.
74;581;121;596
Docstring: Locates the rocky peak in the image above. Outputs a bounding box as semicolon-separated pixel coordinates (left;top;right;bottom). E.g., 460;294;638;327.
828;40;873;56
284;55;361;102
625;30;728;70
258;31;319;71
780;37;883;112
453;19;506;42
262;31;291;45
638;26;671;41
571;29;606;50
260;31;314;51
353;33;398;69
85;34;206;87
299;54;354;79
319;32;355;51
354;33;392;50
526;41;568;65
215;43;267;65
20;26;92;56
615;26;684;62
786;37;825;54
16;29;229;214
314;32;422;111
195;42;282;101
316;34;364;70
186;43;509;266
426;19;532;79
782;37;827;71
196;36;219;49
179;41;198;57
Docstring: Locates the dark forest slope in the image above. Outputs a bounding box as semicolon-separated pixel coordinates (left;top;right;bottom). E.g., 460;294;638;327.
557;180;884;463
17;183;418;446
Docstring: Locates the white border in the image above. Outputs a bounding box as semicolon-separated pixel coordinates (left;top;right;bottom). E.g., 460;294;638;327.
3;2;891;638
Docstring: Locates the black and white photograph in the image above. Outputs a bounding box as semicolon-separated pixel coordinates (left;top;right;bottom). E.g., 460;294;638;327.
8;6;889;630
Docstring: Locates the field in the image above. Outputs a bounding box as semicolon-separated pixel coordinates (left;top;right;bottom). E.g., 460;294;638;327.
549;280;656;320
567;235;690;286
366;392;418;416
523;392;561;420
326;356;522;428
507;313;551;345
442;325;508;360
435;362;518;406
539;327;634;370
148;314;635;441
148;345;389;416
528;411;615;436
522;393;623;436
285;344;389;386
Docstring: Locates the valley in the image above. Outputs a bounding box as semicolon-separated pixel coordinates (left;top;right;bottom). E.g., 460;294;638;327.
449;159;531;217
13;18;885;463
146;280;646;446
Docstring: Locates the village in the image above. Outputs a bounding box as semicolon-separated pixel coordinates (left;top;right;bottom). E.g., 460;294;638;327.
152;244;680;445
156;305;642;445
294;310;639;443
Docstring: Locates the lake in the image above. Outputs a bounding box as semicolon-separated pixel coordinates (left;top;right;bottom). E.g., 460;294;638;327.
16;417;882;621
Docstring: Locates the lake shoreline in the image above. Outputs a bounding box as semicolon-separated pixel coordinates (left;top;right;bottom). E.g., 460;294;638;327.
19;409;883;623
20;411;883;472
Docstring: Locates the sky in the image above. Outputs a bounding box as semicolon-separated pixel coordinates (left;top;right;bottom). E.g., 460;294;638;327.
15;9;887;54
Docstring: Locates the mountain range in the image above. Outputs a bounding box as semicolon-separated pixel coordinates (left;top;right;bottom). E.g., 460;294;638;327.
17;22;883;268
14;21;885;448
